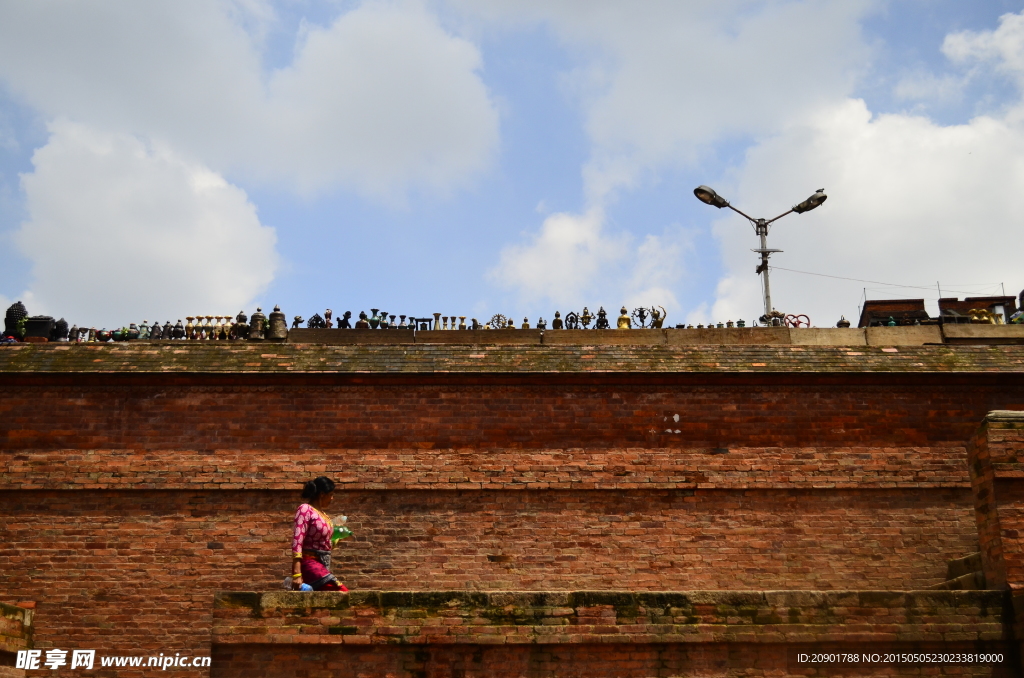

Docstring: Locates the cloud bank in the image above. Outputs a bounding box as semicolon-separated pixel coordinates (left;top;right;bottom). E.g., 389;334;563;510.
484;4;1024;323
14;121;278;328
0;0;499;198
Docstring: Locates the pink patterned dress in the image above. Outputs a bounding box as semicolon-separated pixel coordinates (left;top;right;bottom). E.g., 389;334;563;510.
292;503;346;591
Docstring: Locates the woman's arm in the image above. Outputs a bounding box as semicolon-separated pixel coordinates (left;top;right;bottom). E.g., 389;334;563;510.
291;505;309;589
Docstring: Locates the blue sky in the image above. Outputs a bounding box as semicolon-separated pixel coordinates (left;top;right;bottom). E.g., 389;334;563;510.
1;0;1023;330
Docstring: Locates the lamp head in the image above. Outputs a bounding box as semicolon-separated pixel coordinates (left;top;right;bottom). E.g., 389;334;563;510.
792;188;827;214
693;185;729;208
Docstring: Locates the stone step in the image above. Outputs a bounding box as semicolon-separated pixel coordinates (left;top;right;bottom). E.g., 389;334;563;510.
928;570;986;591
946;552;983;580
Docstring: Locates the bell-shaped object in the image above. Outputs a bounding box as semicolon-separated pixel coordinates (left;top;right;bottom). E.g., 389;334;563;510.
172;320;185;339
4;301;28;338
249;307;267;340
267;305;288;340
233;310;249;339
53;317;70;341
836;316;851;328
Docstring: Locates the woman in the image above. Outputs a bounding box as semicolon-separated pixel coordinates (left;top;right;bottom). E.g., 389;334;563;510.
291;476;349;592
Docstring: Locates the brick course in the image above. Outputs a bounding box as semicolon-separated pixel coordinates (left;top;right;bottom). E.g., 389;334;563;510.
3;380;1023;451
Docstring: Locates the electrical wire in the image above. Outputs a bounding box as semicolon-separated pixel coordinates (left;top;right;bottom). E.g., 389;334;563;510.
769;266;1003;297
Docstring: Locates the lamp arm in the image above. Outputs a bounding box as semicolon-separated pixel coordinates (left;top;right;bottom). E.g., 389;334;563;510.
765;209;793;225
726;204;757;222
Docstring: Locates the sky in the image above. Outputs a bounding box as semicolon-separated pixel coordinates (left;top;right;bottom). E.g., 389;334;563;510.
1;0;1023;330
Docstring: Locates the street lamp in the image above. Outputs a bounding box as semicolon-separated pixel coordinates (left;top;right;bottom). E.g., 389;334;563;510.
694;185;826;322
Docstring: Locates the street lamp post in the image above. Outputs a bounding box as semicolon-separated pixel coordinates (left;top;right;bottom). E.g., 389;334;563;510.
693;185;826;322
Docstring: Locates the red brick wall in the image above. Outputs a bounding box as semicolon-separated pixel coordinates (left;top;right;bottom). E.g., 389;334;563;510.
1;373;1018;675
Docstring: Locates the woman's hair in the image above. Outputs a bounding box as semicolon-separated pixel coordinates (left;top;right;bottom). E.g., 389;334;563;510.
301;476;336;501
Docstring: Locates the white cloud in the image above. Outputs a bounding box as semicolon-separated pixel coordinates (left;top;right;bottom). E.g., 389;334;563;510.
488;208;624;308
709;98;1024;326
892;71;966;105
622;229;691;315
488;206;690;314
893;11;1024;113
944;11;1024;87
15;121;278;329
263;2;499;196
0;0;499;198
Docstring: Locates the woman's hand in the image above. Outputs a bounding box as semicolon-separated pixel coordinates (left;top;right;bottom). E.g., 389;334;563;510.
291;576;303;591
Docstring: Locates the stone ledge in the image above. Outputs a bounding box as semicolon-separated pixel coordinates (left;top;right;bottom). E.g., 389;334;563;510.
986;410;1024;425
212;590;1009;646
944;325;1024;345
